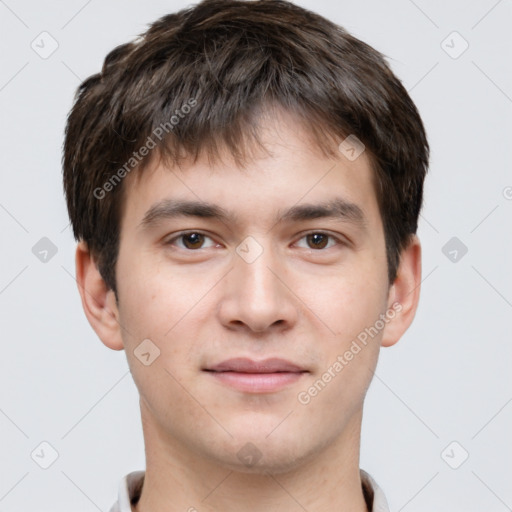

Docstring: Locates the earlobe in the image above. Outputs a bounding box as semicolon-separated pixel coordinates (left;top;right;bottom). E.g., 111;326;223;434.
381;235;422;348
75;241;124;351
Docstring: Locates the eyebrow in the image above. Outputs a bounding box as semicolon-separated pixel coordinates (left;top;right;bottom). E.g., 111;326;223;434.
138;197;367;232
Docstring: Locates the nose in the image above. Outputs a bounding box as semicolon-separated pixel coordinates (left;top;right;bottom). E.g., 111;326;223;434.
217;237;298;334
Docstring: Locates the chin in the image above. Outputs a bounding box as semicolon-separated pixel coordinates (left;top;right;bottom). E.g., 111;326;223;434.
208;434;315;476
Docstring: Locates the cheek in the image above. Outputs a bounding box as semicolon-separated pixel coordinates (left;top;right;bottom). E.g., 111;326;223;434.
116;255;215;382
116;249;192;336
295;265;388;406
296;265;388;342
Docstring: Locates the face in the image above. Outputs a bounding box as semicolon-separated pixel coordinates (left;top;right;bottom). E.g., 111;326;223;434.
108;112;399;473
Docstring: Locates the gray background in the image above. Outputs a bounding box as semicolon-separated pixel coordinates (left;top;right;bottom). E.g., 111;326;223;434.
0;0;511;510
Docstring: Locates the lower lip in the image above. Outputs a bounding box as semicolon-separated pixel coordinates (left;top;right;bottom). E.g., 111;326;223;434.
206;371;306;393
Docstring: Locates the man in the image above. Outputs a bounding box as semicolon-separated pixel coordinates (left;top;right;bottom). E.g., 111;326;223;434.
62;0;428;510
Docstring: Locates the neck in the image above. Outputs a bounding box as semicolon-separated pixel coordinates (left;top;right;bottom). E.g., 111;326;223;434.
133;401;369;512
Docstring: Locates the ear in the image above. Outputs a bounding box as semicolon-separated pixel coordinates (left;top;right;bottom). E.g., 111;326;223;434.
75;241;124;351
381;235;422;348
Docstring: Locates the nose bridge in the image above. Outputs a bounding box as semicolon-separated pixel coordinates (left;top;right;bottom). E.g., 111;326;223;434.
235;236;282;307
220;234;296;332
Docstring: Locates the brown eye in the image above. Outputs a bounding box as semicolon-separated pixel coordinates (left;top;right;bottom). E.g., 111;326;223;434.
295;231;342;251
181;232;205;249
306;233;329;249
165;231;218;251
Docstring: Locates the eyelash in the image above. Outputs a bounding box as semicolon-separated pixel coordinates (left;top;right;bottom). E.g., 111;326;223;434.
165;230;346;251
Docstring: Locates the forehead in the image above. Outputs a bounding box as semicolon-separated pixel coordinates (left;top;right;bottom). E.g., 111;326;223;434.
120;111;382;234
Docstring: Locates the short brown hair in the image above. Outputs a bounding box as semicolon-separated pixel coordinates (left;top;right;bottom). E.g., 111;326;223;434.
63;0;429;295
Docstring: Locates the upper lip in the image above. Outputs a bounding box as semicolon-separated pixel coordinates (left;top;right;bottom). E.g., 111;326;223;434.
205;357;306;373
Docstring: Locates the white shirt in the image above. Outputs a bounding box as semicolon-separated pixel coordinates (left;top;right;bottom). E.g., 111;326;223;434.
109;468;390;511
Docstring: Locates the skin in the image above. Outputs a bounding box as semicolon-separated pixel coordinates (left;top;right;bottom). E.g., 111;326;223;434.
76;109;421;512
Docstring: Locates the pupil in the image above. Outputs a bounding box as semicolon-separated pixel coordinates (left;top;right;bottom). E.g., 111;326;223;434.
184;233;203;249
309;233;327;249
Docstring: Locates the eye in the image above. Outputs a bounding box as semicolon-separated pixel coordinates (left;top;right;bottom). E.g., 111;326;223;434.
165;231;217;250
295;231;343;250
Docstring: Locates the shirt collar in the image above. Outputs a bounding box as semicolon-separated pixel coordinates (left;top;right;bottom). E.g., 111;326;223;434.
360;469;390;512
110;468;389;512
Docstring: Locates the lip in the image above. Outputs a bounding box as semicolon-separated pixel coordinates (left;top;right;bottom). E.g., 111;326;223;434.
206;357;305;373
204;357;308;393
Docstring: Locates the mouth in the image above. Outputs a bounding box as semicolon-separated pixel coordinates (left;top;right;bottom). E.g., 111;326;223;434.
203;357;308;393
